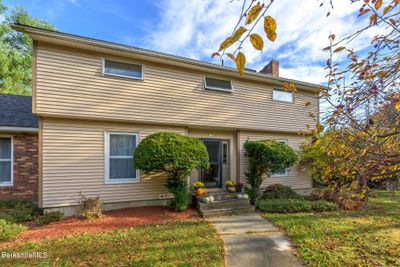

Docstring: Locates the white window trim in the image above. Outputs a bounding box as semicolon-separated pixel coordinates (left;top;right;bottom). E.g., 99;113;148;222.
271;139;289;177
272;89;294;103
0;136;13;187
102;58;144;80
104;132;140;184
203;76;233;93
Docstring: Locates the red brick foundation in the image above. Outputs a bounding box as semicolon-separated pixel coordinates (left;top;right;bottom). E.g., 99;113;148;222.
0;133;39;203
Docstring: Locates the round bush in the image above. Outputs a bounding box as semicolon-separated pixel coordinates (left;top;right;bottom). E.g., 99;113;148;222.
134;132;209;178
134;132;209;211
244;140;299;204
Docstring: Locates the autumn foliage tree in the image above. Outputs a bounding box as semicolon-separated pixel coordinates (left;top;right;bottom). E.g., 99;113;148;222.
220;0;400;196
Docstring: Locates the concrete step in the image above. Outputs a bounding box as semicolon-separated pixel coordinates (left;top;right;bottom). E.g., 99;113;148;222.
198;199;252;210
199;192;240;201
200;207;256;218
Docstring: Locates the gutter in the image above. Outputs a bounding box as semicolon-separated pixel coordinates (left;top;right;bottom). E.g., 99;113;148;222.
12;24;324;92
0;126;39;133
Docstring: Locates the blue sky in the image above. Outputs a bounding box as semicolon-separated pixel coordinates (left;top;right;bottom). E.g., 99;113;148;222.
2;0;376;88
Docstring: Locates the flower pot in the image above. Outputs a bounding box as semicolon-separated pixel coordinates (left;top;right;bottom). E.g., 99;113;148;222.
227;187;236;193
196;188;207;196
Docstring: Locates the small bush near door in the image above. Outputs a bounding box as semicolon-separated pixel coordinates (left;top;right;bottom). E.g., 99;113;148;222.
257;199;338;213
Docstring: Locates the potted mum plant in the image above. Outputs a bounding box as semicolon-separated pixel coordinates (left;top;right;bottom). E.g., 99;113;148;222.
193;181;207;196
225;180;236;193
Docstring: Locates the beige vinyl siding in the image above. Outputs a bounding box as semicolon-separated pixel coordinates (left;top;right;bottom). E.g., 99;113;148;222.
35;44;318;133
41;118;185;208
239;131;312;189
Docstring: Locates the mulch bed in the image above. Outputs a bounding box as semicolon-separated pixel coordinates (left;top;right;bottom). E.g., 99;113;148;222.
0;206;199;249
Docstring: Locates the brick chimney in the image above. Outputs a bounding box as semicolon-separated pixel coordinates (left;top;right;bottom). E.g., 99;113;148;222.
259;60;279;77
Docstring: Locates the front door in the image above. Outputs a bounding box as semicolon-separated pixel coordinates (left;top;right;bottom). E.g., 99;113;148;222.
201;139;222;188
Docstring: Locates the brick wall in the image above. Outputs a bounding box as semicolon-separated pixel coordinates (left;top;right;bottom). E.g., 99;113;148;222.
0;133;39;202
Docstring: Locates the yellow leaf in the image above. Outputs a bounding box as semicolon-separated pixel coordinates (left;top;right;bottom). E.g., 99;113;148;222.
226;53;236;61
264;16;277;42
370;13;377;25
359;9;371;16
245;3;262;25
218;37;234;51
333;46;346;53
305;101;311;107
383;4;392;14
249;33;264;50
375;0;382;9
235;52;246;75
395;101;400;111
323;46;331;51
231;26;247;43
360;149;367;157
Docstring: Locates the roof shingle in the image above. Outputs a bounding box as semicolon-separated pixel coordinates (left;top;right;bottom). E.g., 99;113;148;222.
0;94;38;128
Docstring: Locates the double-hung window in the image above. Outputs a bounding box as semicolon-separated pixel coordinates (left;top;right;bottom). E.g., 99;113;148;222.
105;132;139;183
0;137;13;186
272;140;289;176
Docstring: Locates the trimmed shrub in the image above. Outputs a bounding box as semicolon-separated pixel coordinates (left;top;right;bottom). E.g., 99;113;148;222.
0;199;42;223
0;219;26;241
261;184;302;199
257;199;338;213
78;194;103;220
244;140;299;204
135;132;209;211
36;211;64;226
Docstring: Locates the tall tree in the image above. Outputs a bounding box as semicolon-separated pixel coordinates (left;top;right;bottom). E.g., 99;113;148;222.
217;0;400;195
0;1;55;95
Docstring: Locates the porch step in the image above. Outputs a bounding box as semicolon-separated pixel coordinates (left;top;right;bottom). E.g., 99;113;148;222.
198;198;252;210
195;191;256;218
200;207;256;218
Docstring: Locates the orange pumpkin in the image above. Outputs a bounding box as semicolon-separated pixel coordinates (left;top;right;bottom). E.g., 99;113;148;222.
196;188;207;196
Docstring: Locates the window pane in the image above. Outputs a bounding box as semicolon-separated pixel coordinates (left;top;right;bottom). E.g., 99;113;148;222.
205;77;232;91
273;90;293;102
0;161;11;183
0;138;11;159
104;60;142;78
110;135;136;156
205;141;220;163
110;158;135;179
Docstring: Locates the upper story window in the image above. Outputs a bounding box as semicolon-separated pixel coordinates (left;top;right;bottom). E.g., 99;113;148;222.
0;137;13;186
204;77;233;93
105;132;139;184
272;89;293;103
103;59;143;80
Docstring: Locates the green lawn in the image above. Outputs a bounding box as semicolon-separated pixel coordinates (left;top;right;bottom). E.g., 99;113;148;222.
0;220;224;267
264;191;400;267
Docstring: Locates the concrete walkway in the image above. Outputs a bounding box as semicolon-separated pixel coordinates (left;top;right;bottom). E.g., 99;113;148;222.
208;214;304;267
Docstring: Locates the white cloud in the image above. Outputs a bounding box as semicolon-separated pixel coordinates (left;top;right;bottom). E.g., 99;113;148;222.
0;14;4;23
144;0;382;85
